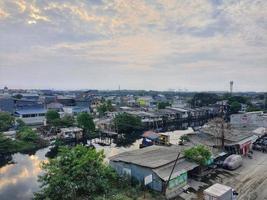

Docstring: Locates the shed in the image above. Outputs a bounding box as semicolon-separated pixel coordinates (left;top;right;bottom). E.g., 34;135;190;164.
109;145;198;196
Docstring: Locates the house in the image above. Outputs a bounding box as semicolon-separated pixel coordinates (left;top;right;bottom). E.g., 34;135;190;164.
109;145;198;198
63;106;90;116
137;96;155;107
57;127;83;140
158;128;195;145
167;107;189;119
46;102;64;112
15;108;47;125
201;122;259;155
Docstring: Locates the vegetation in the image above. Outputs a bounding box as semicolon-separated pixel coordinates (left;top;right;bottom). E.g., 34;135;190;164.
113;113;143;146
46;110;60;126
184;145;212;165
190;93;219;107
229;101;241;114
179;134;190;145
59;115;75;127
46;110;75;128
97;100;114;116
77;112;95;139
0;127;48;155
16;118;26;129
34;145;147;200
114;113;142;134
157;101;171;109
0;112;14;132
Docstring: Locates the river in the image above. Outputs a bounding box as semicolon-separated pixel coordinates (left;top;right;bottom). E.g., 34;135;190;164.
0;140;141;200
0;147;50;200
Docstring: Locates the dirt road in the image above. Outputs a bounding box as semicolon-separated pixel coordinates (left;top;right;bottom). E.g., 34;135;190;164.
222;151;267;200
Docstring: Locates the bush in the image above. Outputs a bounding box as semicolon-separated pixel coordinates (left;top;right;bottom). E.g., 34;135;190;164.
184;145;212;165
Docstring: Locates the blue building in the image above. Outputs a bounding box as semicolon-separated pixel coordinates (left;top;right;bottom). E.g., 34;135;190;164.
0;95;15;114
109;145;198;198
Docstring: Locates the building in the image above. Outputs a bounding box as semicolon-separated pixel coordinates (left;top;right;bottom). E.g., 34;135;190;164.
0;95;14;114
201;121;260;155
109;145;198;198
230;111;267;128
15;108;47;125
57;127;83;140
63;106;90;116
204;183;234;200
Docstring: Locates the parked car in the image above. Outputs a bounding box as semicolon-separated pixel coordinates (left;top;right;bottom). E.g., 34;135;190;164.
223;155;242;170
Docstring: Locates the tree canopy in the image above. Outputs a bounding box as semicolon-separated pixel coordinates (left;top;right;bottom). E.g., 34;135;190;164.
184;145;212;165
46;110;60;125
16;127;39;142
157;101;171;109
190;93;219;107
77;112;95;137
0;112;14;132
34;145;118;200
114;113;142;134
229;101;241;114
97;100;114;116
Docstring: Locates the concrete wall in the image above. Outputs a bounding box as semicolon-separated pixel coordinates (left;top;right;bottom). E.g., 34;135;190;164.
110;161;163;192
17;115;45;125
230;112;267;127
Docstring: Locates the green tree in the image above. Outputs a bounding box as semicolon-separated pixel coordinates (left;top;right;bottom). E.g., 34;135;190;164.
16;127;39;142
60;115;75;127
229;101;241;114
190;93;219;107
16;118;26;130
77;112;95;138
114;113;142;134
97;100;114;117
184;145;212;165
157;102;170;109
0;112;14;132
46;110;60;126
179;135;190;145
34;145;117;200
0;133;13;154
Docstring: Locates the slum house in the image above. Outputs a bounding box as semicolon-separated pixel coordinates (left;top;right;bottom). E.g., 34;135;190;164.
57;127;83;142
126;110;163;129
201;122;260;155
109;145;198;199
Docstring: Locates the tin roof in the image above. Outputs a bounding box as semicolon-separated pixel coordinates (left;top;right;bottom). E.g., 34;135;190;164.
110;145;183;168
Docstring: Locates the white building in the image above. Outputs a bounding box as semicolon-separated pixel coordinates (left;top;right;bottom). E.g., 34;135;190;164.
15;108;46;125
230;111;267;128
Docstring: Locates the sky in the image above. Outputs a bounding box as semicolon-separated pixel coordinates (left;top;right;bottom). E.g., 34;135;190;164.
0;0;266;92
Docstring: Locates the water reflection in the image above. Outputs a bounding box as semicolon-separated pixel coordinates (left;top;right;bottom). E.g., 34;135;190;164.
0;147;50;200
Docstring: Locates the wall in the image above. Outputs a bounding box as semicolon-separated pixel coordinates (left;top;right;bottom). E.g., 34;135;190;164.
230;112;267;127
110;161;163;192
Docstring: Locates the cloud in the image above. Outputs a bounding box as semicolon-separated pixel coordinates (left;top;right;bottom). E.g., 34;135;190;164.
0;0;266;91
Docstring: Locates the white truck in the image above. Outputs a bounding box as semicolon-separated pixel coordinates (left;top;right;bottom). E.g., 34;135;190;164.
204;183;237;200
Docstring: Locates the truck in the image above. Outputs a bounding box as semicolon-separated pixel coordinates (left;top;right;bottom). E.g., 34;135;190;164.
204;183;236;200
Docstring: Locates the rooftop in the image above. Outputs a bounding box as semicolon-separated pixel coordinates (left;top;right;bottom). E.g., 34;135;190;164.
110;145;183;168
15;108;46;114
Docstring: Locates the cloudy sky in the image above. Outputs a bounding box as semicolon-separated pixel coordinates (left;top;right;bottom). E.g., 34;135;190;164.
0;0;266;92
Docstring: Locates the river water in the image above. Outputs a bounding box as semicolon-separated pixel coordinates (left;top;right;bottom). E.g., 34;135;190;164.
0;140;141;200
0;147;50;200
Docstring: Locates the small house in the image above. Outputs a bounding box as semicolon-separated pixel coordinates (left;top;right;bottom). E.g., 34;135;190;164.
109;145;198;198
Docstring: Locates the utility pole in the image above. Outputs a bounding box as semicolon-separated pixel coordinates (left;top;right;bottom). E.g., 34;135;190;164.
165;152;180;196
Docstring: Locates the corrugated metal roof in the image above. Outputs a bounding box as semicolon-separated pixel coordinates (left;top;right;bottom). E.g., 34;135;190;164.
153;159;198;181
110;145;183;168
15;108;46;114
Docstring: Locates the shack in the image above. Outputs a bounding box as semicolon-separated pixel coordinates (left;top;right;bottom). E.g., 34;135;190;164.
57;127;83;141
109;145;198;198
